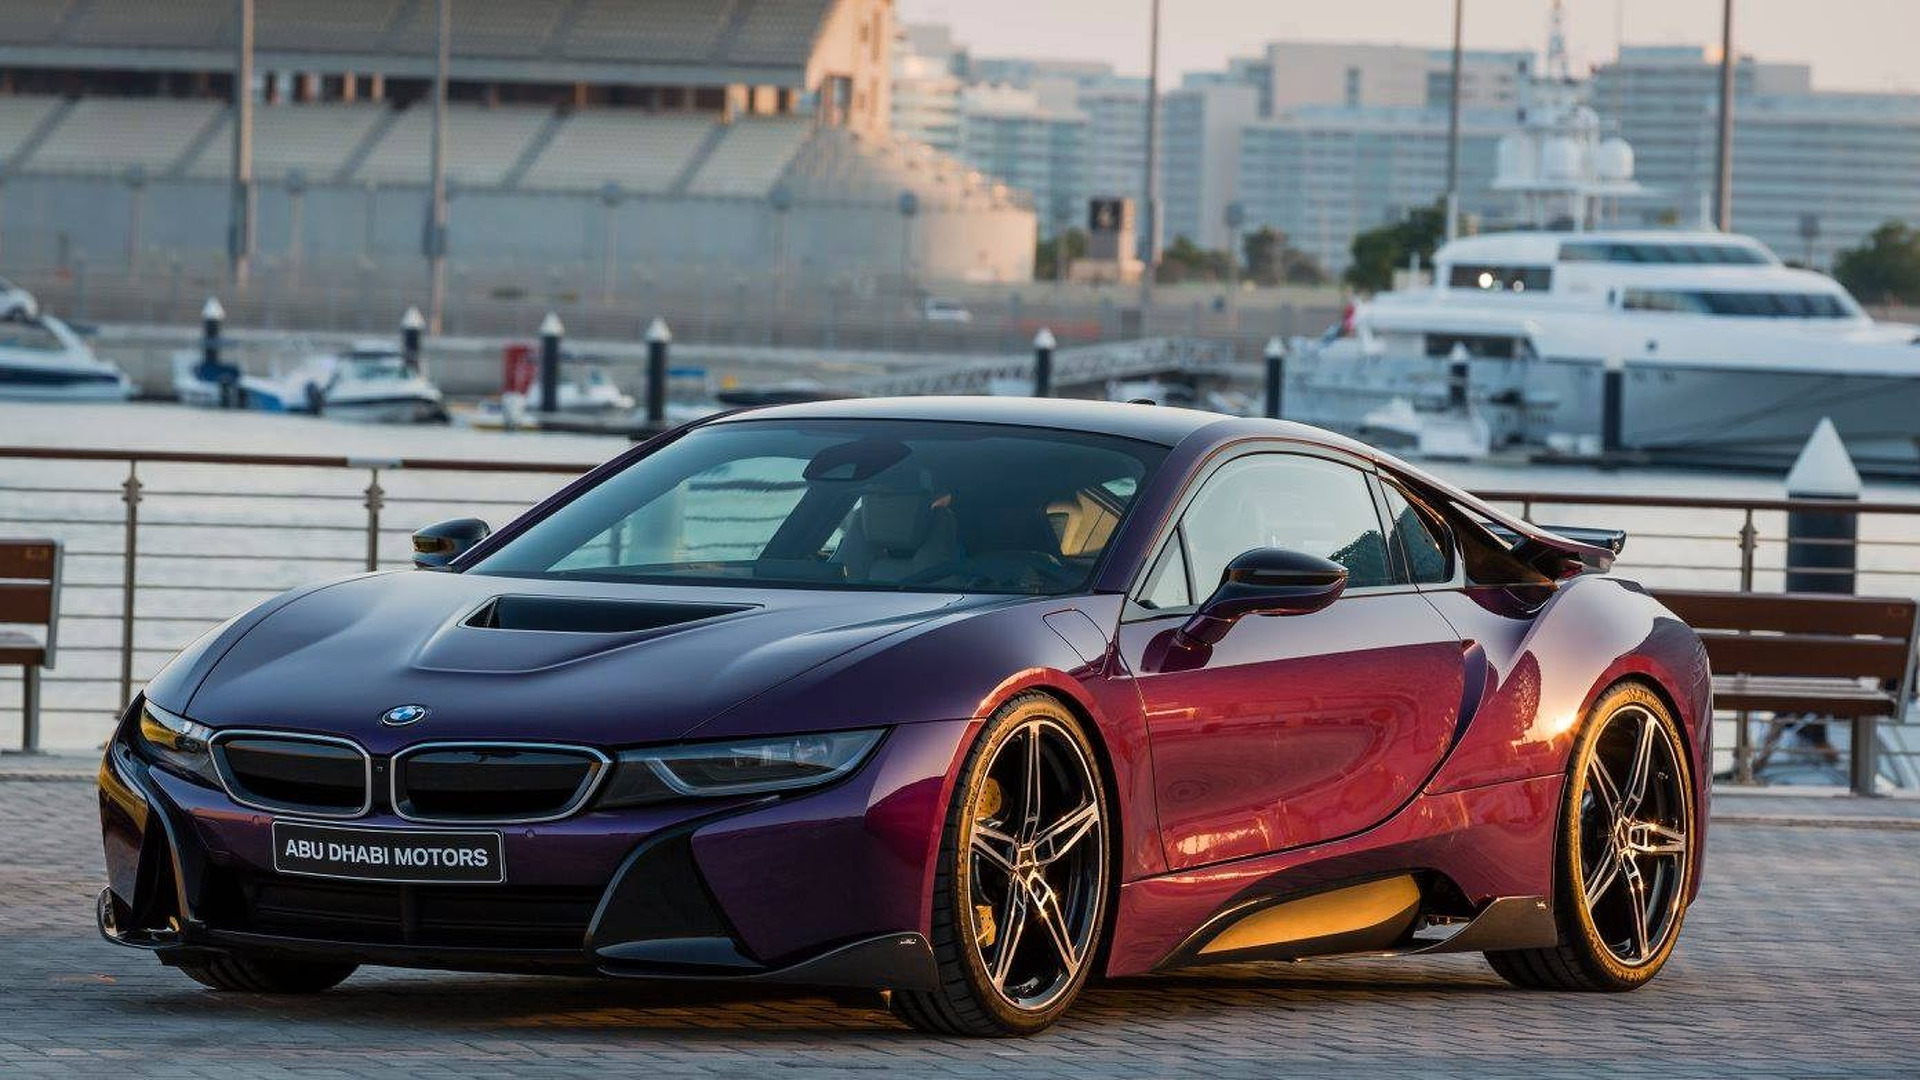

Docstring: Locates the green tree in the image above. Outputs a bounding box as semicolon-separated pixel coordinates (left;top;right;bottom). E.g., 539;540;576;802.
1832;221;1920;306
1154;235;1233;284
1034;228;1089;281
1242;226;1328;286
1343;201;1447;293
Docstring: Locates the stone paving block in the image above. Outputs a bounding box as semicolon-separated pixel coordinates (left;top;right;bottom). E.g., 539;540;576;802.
3;777;1918;1077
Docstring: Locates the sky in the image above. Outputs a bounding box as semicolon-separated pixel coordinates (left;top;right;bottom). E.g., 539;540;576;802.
894;0;1920;94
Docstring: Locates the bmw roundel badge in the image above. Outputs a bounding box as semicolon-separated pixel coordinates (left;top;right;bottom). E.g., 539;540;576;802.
380;704;430;727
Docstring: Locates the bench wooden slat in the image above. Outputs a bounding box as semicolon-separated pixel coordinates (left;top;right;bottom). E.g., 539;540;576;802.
0;629;46;666
0;540;58;582
1696;631;1913;682
1712;673;1897;718
0;582;53;625
1654;589;1918;638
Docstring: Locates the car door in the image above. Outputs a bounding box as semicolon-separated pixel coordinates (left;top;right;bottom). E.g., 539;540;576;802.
1114;449;1466;870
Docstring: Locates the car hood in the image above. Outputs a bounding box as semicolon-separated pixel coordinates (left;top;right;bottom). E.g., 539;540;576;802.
183;570;991;750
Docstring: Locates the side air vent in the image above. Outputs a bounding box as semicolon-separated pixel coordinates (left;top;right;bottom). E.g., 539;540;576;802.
464;596;749;634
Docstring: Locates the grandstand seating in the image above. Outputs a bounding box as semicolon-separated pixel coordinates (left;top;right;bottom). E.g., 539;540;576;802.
63;0;229;49
686;118;811;197
386;0;565;58
254;0;400;53
182;102;389;182
562;0;732;63
728;0;835;64
0;0;79;44
0;97;65;166
21;97;220;176
353;104;554;187
519;111;713;194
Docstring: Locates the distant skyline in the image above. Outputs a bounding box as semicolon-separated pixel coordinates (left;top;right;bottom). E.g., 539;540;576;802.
895;0;1920;94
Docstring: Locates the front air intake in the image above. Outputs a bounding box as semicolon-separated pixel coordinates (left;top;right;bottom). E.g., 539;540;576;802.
463;596;749;634
392;742;609;824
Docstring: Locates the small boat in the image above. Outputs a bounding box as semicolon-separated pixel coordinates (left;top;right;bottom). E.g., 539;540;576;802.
173;340;445;423
314;342;447;423
508;365;636;416
0;283;135;401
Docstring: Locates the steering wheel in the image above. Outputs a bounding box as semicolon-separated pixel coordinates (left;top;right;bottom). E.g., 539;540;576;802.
899;549;1079;591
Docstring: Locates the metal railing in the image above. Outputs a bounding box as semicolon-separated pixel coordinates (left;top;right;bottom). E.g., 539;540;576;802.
3;449;1917;790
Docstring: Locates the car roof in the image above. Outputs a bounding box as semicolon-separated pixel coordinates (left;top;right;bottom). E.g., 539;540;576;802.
709;395;1352;449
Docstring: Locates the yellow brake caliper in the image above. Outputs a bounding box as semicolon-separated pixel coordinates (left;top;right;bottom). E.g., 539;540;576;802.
974;776;1005;947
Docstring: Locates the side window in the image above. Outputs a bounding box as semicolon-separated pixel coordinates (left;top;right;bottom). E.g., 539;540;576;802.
1380;481;1453;584
1177;455;1394;593
1138;532;1192;610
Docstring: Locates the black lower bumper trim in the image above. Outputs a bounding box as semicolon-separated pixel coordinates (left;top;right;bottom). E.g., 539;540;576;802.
597;932;940;991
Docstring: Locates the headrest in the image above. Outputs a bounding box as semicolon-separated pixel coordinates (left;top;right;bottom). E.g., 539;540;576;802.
860;490;935;554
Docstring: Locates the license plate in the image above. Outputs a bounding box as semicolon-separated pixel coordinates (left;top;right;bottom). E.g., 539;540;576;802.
272;821;504;884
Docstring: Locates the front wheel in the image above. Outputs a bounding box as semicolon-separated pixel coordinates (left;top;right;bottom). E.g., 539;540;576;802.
891;693;1111;1036
1487;682;1695;991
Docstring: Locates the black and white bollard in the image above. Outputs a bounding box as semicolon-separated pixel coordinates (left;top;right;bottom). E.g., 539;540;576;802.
1263;335;1285;420
1601;354;1626;459
1032;327;1056;398
537;312;563;415
1783;417;1868;790
645;316;672;430
400;306;425;375
199;296;237;408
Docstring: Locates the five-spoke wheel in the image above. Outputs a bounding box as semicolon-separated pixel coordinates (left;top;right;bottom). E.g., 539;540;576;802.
891;693;1110;1035
1488;681;1695;990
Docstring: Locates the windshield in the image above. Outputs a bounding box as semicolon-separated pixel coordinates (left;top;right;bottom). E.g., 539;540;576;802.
471;419;1166;595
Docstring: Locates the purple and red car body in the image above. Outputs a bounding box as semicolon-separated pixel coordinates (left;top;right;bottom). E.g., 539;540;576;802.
98;397;1710;1034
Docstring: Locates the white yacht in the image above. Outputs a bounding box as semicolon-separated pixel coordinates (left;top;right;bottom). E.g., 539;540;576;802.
312;341;446;423
1290;229;1920;469
0;282;135;401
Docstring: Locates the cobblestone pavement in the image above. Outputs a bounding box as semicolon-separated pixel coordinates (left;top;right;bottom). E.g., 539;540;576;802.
4;777;1917;1079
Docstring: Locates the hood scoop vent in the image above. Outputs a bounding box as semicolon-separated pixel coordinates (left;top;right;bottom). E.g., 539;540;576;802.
466;596;751;635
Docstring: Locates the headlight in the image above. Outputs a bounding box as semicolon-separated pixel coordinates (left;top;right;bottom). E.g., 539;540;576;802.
135;700;221;787
597;729;884;808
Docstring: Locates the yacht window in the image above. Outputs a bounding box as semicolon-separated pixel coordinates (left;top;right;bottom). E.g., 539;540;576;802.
1448;264;1552;293
0;316;64;353
1560;240;1770;265
1620;289;1852;318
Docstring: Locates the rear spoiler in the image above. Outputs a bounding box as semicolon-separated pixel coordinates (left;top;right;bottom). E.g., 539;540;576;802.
1486;523;1625;575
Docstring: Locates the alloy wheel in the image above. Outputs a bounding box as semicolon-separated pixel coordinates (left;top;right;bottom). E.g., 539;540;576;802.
1576;703;1691;967
964;716;1107;1012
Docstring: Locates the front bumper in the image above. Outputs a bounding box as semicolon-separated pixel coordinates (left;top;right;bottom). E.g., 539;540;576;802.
98;714;971;991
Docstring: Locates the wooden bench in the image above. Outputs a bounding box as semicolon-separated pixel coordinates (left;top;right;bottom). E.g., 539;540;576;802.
0;539;62;753
1653;589;1919;794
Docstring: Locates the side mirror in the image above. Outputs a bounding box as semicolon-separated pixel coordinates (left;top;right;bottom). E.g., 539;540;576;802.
412;518;490;570
1176;548;1347;647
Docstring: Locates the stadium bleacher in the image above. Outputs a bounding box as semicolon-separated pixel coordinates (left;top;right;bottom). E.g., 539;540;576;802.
254;0;400;53
519;112;715;193
0;96;65;166
385;0;567;59
560;0;732;64
181;102;388;182
63;0;229;49
20;97;221;176
354;104;554;187
687;117;812;197
729;0;836;64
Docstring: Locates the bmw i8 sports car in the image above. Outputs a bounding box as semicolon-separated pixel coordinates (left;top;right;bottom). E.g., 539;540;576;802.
99;398;1709;1036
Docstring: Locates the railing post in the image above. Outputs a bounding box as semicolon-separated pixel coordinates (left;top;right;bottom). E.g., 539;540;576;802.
119;463;142;709
1733;507;1758;784
364;467;384;572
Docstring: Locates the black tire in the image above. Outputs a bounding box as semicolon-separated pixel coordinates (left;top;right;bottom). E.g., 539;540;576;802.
1487;681;1695;991
890;693;1111;1036
178;954;358;994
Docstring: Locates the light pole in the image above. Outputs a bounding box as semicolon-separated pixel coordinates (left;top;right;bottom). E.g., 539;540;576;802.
425;0;451;333
1711;0;1735;232
228;0;255;286
1136;0;1162;328
1443;0;1464;241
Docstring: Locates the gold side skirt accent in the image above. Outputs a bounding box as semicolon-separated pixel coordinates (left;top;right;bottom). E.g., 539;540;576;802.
1200;875;1422;956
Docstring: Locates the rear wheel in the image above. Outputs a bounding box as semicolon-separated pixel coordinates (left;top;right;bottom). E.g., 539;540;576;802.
1487;682;1694;991
178;953;358;994
891;693;1110;1036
